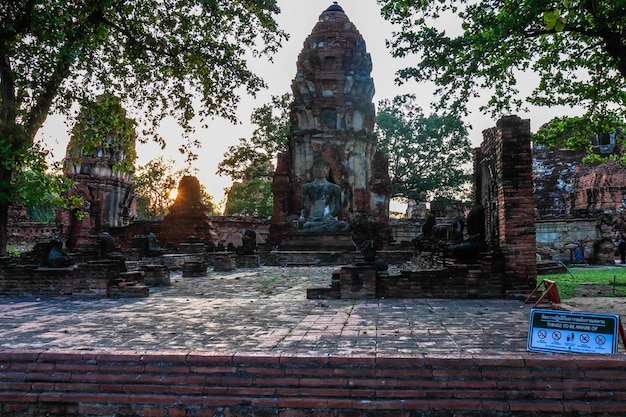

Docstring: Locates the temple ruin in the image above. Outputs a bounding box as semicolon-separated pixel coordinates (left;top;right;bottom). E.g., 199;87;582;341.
270;2;392;246
158;175;220;246
56;94;137;251
309;115;539;299
3;4;624;301
534;144;626;264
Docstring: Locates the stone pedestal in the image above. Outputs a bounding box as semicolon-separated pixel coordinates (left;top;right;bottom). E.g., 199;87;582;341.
213;254;237;272
161;254;200;270
142;264;171;286
337;266;376;299
179;243;206;254
235;255;261;269
278;232;357;251
182;261;207;277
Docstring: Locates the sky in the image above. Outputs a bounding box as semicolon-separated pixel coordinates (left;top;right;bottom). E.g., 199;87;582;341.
37;0;581;210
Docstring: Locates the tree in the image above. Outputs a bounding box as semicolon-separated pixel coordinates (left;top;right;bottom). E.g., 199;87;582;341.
12;143;80;223
0;2;287;253
218;94;290;216
198;185;217;217
378;0;626;154
217;94;291;181
533;114;626;164
134;157;187;218
66;94;138;174
134;157;215;218
375;94;472;202
223;178;273;217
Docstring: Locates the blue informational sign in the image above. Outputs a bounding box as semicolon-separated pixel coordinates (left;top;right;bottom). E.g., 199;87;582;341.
527;309;620;354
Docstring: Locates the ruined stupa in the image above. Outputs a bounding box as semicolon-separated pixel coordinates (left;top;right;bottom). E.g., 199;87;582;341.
270;2;391;246
58;94;137;250
158;176;220;245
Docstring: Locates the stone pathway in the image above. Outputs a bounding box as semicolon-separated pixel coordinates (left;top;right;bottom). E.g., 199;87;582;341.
0;266;536;354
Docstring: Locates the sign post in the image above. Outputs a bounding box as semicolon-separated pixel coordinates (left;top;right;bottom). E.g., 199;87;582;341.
528;309;620;354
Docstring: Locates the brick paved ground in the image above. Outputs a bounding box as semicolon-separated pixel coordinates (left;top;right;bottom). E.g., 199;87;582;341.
0;266;544;355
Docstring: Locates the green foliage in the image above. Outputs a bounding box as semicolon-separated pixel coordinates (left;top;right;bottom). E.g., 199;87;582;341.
66;94;138;173
223;178;273;217
375;94;472;202
198;184;217;216
217;94;291;181
218;94;290;217
0;1;287;251
1;1;287;141
134;157;189;218
378;0;626;148
8;247;21;259
0;139;54;204
11;143;82;222
533;115;626;164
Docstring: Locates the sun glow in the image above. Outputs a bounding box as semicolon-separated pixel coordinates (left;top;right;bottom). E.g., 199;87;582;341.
168;189;178;200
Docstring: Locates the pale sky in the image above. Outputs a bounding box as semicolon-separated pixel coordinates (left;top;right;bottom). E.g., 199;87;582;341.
37;0;581;209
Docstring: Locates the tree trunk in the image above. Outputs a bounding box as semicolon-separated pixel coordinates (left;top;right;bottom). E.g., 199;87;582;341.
0;168;12;255
0;201;8;256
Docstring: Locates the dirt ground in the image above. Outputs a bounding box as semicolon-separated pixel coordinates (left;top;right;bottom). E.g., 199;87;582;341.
563;283;626;317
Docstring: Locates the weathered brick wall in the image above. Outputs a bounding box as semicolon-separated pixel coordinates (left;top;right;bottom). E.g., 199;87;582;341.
108;219;163;250
1;350;625;416
496;117;537;289
570;161;626;216
532;146;583;219
377;259;505;299
477;116;537;292
7;223;58;247
0;261;124;297
570;162;626;262
6;205;58;247
532;147;626;263
536;219;600;263
210;216;271;246
308;256;505;299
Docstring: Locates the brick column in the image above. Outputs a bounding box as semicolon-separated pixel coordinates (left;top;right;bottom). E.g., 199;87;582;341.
494;116;537;291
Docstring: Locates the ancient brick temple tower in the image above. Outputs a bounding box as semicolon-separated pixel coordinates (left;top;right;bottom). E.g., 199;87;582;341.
270;2;391;245
57;95;136;250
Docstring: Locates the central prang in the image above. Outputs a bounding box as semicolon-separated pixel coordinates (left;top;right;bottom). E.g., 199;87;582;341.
270;3;391;247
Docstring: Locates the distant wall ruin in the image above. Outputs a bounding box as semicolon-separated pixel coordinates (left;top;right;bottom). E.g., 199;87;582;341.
533;145;626;263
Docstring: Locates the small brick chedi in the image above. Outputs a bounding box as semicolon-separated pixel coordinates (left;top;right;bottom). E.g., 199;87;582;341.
270;2;391;246
159;175;220;245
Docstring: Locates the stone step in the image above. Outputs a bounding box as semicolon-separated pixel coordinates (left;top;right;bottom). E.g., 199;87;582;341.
107;269;149;298
118;271;145;284
108;284;149;298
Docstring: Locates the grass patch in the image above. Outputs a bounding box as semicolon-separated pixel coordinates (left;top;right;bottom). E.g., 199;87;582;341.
538;266;626;299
